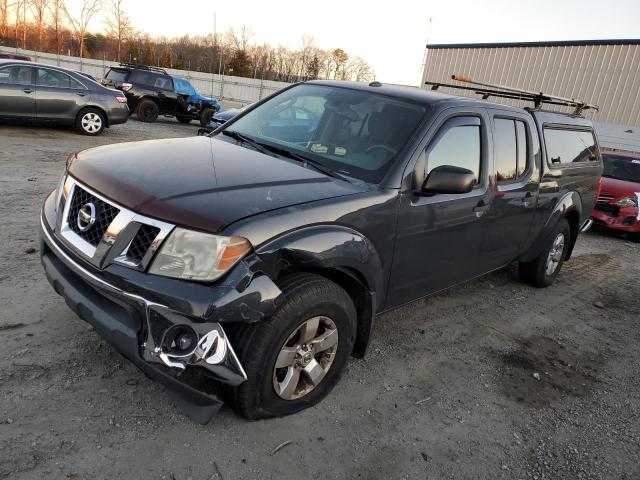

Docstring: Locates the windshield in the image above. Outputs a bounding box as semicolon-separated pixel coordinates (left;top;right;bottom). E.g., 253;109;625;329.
603;154;640;184
223;84;427;183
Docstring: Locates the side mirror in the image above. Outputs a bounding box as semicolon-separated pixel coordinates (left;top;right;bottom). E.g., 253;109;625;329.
421;165;475;195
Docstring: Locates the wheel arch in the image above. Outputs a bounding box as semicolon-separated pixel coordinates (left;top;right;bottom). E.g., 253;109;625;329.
254;224;384;358
522;190;582;262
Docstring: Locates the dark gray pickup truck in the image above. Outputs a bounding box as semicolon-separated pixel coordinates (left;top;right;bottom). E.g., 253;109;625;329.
39;79;602;423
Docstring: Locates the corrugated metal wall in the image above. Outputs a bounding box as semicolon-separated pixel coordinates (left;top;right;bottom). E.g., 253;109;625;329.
421;43;640;126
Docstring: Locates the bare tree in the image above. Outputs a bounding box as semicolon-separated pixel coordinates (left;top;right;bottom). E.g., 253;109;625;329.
30;0;49;50
104;0;131;61
62;0;101;58
225;25;253;52
48;0;65;55
13;0;26;48
0;0;11;38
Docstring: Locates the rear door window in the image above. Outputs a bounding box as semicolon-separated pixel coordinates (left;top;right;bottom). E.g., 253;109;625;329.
130;71;173;91
544;127;597;165
493;118;529;183
37;68;84;89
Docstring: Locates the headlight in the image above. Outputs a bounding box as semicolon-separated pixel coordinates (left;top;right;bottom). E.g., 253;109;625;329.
614;197;638;207
148;228;252;282
54;171;70;213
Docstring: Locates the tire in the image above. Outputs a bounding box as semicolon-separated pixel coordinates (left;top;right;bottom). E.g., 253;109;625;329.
136;99;159;122
224;273;357;420
628;232;640;243
199;107;216;127
519;218;571;288
176;116;192;124
75;107;106;136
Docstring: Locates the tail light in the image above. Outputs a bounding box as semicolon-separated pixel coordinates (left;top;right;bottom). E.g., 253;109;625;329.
121;82;133;92
115;96;128;104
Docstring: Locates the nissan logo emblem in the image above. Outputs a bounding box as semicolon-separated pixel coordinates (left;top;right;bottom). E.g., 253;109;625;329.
77;202;97;232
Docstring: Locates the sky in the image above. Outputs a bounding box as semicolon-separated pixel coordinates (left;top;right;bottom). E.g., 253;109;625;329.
72;0;640;86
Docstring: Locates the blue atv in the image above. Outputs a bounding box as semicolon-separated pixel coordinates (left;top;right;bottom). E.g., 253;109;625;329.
172;76;221;126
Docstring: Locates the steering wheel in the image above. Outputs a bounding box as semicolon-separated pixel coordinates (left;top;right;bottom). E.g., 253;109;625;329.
366;144;396;155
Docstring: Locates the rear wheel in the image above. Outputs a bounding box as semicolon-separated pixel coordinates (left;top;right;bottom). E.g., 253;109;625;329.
176;116;192;124
199;107;216;127
519;218;571;287
224;273;356;420
136;99;159;122
75;108;105;136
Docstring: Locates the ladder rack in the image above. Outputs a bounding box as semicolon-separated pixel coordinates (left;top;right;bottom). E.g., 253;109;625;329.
425;75;599;115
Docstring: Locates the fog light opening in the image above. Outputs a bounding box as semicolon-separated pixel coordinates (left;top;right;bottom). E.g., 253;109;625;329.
162;325;198;357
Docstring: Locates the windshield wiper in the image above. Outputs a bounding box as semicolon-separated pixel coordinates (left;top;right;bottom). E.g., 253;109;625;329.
257;143;351;182
222;130;351;182
221;130;272;156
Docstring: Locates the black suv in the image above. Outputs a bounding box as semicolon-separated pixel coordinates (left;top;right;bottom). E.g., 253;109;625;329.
40;79;602;423
102;63;218;125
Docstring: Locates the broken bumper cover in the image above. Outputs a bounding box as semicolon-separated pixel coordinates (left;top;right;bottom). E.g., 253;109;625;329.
39;207;281;424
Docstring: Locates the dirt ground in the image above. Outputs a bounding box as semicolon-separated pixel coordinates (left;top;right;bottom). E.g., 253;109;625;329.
1;117;639;480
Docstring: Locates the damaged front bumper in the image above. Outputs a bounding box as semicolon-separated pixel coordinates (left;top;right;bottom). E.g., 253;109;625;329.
39;199;282;424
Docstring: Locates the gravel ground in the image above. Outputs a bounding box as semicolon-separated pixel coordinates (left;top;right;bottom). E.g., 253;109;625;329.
1;117;639;480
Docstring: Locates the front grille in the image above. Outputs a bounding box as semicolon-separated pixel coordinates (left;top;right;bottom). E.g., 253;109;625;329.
67;186;120;246
596;195;614;204
126;224;160;264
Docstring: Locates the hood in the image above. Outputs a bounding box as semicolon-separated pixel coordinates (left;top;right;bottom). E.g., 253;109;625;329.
600;176;640;198
67;137;366;233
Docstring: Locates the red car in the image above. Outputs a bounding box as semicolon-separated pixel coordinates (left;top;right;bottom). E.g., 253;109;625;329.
591;150;640;241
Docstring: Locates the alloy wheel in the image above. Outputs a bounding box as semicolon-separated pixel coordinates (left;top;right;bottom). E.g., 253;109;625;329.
272;316;339;400
545;232;565;276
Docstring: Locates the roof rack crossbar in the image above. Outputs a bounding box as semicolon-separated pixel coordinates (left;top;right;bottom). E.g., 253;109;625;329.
425;75;599;115
118;62;168;74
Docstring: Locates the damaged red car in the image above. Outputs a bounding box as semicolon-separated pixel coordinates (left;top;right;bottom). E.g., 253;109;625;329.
591;150;640;241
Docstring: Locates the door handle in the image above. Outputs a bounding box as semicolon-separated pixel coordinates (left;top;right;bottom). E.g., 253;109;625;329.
473;200;490;217
23;88;33;94
76;92;87;97
521;192;534;207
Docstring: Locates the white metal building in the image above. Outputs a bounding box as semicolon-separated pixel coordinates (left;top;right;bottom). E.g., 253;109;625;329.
421;39;640;152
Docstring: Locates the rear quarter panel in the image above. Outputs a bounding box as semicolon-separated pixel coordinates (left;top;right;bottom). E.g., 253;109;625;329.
525;111;602;257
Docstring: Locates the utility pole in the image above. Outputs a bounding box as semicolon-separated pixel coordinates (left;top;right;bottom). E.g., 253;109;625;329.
211;12;217;97
420;17;433;86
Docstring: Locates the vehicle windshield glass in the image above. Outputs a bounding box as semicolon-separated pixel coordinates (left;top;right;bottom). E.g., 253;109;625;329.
224;84;428;183
106;68;129;83
602;154;640;183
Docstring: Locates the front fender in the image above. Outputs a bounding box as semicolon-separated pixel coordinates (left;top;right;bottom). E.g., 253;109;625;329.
522;190;582;263
254;224;384;299
251;224;383;357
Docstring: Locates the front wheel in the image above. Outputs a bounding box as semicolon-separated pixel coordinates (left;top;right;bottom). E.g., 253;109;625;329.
224;273;356;420
199;107;216;127
519;218;571;288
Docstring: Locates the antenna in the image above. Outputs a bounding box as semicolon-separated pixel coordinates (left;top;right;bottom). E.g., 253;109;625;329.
425;74;599;115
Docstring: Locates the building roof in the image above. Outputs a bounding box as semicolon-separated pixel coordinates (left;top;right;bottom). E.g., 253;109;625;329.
426;39;640;49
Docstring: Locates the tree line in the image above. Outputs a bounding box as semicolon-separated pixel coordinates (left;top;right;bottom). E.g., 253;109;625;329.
0;0;375;82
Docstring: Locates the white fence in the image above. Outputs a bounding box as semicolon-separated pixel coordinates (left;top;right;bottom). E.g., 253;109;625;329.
6;47;291;105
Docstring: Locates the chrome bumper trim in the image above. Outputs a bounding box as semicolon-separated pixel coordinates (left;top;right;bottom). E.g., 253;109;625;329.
580;219;593;232
41;214;247;384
